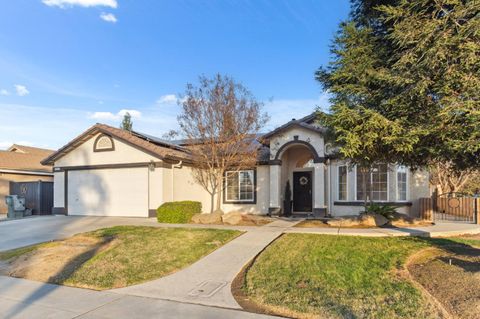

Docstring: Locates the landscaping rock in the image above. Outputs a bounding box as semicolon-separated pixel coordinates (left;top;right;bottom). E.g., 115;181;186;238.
191;212;223;224
360;213;389;227
222;212;244;225
390;212;427;227
326;216;362;227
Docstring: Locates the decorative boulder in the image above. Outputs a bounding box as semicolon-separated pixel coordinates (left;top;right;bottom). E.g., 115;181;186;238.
191;212;223;224
360;213;389;227
222;212;244;225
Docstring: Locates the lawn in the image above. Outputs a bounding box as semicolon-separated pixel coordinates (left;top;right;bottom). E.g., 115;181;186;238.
0;226;241;290
240;234;480;319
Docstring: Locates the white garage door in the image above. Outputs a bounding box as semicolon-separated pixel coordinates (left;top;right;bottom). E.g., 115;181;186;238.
68;167;149;217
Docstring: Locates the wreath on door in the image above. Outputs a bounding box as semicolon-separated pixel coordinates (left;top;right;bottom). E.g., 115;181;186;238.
299;176;309;185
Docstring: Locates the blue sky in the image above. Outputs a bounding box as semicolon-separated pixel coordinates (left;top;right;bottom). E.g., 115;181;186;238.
0;0;350;150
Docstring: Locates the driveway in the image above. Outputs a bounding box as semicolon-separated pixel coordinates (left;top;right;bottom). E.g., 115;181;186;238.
0;215;160;251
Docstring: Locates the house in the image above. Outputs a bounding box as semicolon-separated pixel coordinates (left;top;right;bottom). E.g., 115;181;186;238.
0;145;54;214
41;113;430;218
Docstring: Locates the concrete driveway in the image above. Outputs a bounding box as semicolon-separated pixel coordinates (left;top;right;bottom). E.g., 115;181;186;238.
0;215;160;251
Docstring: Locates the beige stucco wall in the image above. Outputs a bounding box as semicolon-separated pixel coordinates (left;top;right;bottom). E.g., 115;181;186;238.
53;172;64;208
0;173;53;214
55;133;159;167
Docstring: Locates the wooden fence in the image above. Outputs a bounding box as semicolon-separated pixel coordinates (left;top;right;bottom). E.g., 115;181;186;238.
419;196;479;224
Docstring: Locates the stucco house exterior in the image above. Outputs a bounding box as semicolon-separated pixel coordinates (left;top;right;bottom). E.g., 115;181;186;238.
0;145;54;215
42;113;430;218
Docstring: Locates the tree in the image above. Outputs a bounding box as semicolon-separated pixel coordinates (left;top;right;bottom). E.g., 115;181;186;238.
430;162;479;194
177;74;268;213
317;0;480;178
318;104;418;208
120;112;133;131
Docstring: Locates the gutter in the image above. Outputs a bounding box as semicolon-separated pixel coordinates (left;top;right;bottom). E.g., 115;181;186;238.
0;169;53;176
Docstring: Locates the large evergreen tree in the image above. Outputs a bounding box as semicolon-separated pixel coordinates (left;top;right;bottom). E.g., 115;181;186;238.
317;0;480;171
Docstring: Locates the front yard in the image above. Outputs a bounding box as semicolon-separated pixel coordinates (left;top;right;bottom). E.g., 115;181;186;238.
0;226;241;290
238;234;480;319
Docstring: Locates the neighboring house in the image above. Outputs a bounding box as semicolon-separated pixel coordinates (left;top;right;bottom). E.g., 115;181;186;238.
0;145;54;214
42;113;430;218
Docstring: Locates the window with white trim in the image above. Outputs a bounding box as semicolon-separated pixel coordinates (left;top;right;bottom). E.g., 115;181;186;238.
356;164;388;201
397;166;408;201
338;166;347;200
225;170;255;202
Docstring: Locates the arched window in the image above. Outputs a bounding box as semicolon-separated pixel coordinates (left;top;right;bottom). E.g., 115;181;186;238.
93;134;115;152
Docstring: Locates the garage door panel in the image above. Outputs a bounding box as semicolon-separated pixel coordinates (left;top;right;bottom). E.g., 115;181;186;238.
68;168;148;217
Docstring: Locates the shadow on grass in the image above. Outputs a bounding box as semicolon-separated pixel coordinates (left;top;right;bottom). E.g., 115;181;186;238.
3;233;115;319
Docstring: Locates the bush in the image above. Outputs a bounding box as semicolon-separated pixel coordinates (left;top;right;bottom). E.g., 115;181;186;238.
364;203;397;220
157;201;202;224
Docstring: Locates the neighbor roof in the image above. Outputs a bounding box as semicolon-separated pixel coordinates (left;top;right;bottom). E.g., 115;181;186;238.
0;145;55;173
41;124;193;166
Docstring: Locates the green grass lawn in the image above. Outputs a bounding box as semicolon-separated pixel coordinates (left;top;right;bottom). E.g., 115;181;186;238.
242;234;479;319
0;226;241;290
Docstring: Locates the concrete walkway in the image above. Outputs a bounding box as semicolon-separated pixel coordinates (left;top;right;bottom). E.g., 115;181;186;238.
286;221;480;237
0;276;280;319
113;219;299;309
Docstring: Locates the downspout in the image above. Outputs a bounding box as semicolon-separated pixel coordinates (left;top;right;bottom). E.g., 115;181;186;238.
327;158;332;217
171;160;183;201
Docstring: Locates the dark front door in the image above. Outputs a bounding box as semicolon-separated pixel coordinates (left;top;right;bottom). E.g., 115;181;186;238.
293;171;312;212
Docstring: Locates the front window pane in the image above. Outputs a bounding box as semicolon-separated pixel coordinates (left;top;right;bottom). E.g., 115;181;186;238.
338;166;347;200
225;170;254;202
356;164;388;201
397;166;407;201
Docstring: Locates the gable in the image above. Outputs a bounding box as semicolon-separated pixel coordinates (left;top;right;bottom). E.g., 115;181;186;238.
54;133;161;167
270;126;325;160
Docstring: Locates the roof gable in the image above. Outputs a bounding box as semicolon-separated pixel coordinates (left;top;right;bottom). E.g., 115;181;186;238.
263;112;325;140
42;124;192;166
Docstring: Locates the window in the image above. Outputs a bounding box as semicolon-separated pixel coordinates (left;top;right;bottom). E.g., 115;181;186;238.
356;164;388;201
338;166;347;200
225;170;255;203
397;166;408;201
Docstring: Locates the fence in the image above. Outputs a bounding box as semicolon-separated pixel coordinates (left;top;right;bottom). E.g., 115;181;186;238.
9;181;54;215
419;196;479;224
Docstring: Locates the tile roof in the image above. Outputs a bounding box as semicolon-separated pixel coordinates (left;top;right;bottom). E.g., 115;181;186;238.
0;145;55;173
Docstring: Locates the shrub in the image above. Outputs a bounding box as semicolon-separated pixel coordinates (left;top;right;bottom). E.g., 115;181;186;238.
157;201;202;224
364;203;397;220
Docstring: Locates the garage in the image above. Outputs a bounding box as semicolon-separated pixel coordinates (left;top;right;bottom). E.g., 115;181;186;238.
67;167;149;217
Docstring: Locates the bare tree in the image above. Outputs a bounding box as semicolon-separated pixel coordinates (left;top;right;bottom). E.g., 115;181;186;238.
430;161;478;194
178;74;268;213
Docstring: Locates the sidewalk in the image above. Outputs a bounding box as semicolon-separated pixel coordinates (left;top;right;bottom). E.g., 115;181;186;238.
0;276;280;319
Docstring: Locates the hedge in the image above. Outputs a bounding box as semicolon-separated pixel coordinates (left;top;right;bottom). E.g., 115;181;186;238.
156;201;202;224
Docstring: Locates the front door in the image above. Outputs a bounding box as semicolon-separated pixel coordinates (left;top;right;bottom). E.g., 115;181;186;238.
293;171;312;212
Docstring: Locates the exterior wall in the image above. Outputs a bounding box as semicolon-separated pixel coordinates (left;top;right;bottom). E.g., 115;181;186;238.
327;160;430;217
0;172;53;214
164;164;270;215
55;133;159;167
221;165;270;215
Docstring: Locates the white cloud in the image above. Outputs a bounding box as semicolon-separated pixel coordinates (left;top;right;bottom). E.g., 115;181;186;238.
0;89;9;96
156;94;179;104
89;109;142;121
42;0;117;8
14;85;29;96
100;12;117;23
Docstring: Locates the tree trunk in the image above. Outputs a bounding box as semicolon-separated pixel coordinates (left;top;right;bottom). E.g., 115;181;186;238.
215;174;223;213
209;191;215;214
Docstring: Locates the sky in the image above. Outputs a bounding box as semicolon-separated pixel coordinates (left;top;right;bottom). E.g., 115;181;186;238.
0;0;351;150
